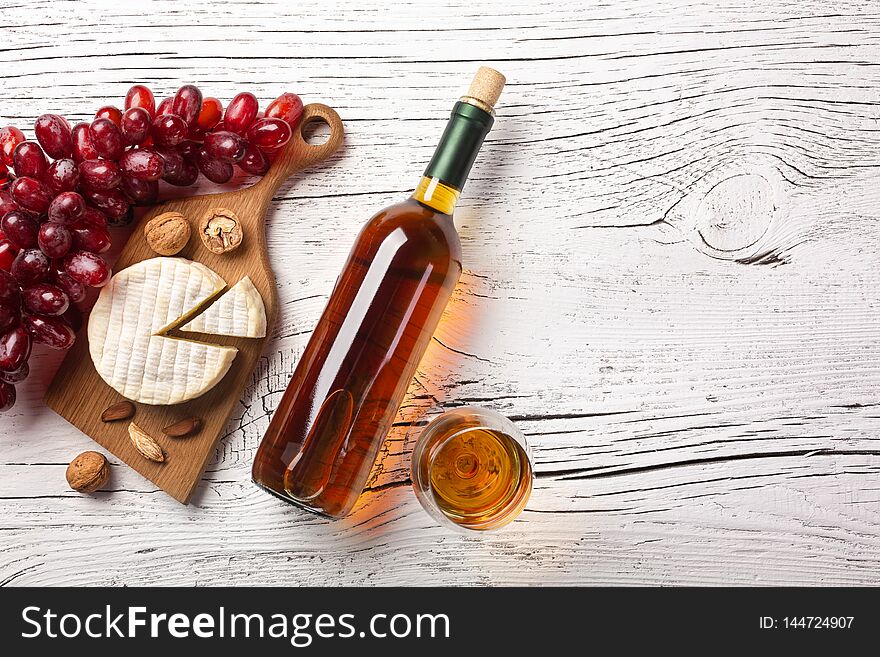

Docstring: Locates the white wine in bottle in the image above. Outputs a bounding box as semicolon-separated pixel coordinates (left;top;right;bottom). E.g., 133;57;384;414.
252;67;506;518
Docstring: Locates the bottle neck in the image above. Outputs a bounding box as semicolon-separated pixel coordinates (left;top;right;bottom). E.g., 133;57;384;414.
411;100;495;215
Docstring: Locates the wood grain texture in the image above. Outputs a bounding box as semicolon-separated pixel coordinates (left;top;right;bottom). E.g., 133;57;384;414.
2;0;880;586
44;104;344;503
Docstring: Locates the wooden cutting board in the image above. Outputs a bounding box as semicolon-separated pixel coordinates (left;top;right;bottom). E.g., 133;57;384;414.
45;103;344;503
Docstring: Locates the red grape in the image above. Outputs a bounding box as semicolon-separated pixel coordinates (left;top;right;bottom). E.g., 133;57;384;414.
0;270;19;305
163;157;198;187
1;211;38;249
247;118;292;152
23;313;75;350
238;142;269;176
0;302;17;332
121;107;152;145
119;148;164;180
224;93;258;134
11;177;51;214
266;92;304;128
77;206;108;229
12;249;50;285
154;146;183;175
13;141;48;179
78;159;122;191
120;175;158;205
72;224;111;254
0;361;28;384
45;158;79;194
0;380;14;411
89;118;124;160
72;122;99;163
64;250;110;287
0;324;30;371
196;148;233;183
83;188;129;222
196;97;223;131
0;126;25;167
151;114;187;147
0;191;17;217
95;106;122;127
125;85;156;117
47;191;85;225
0;243;16;272
23;282;69;316
54;270;86;303
204;130;246;163
187;126;207;143
172;85;203;127
177;139;200;161
34;114;73;159
156;97;173;116
38;222;73;258
13;249;51;290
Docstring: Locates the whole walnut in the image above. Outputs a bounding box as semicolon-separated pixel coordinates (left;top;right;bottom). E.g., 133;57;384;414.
66;451;110;493
144;212;191;255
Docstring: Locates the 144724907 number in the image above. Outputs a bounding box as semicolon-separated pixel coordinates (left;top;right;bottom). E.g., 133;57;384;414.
783;617;854;629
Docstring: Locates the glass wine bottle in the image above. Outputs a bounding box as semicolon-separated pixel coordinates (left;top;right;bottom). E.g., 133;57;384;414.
252;67;505;518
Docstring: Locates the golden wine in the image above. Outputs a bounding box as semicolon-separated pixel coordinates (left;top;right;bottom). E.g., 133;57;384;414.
430;428;532;529
411;406;533;531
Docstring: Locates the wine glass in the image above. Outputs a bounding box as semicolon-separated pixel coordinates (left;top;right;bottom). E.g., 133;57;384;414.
410;406;533;532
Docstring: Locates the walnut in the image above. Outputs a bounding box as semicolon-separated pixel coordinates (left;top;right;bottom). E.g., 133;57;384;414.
66;451;110;493
144;212;191;255
199;208;243;254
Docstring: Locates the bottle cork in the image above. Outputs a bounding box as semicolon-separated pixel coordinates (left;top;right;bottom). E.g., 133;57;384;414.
462;66;506;113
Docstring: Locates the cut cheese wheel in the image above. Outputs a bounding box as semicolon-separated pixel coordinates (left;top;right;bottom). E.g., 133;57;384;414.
179;275;267;338
88;257;238;405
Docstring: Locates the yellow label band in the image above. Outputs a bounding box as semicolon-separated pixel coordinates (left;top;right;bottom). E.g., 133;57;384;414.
412;176;460;215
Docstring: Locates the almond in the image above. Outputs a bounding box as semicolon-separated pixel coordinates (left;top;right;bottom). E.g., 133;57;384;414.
128;422;166;463
101;400;135;422
162;417;202;438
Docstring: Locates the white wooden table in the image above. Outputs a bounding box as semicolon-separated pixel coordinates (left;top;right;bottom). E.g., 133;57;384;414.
2;0;879;586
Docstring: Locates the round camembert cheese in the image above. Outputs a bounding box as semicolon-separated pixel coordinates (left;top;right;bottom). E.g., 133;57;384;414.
88;257;238;405
180;275;267;338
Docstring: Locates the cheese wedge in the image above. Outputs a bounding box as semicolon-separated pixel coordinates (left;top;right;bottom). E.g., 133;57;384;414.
88;257;238;405
179;275;267;338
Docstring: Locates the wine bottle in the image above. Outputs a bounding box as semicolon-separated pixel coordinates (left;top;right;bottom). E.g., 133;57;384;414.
252;67;506;518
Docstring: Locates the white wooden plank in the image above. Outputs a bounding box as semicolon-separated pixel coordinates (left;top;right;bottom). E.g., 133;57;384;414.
1;0;879;586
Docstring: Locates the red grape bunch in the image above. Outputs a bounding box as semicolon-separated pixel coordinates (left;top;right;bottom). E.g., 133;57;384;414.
0;84;304;411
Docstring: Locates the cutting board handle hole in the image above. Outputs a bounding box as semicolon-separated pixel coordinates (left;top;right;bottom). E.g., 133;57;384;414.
301;117;331;146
